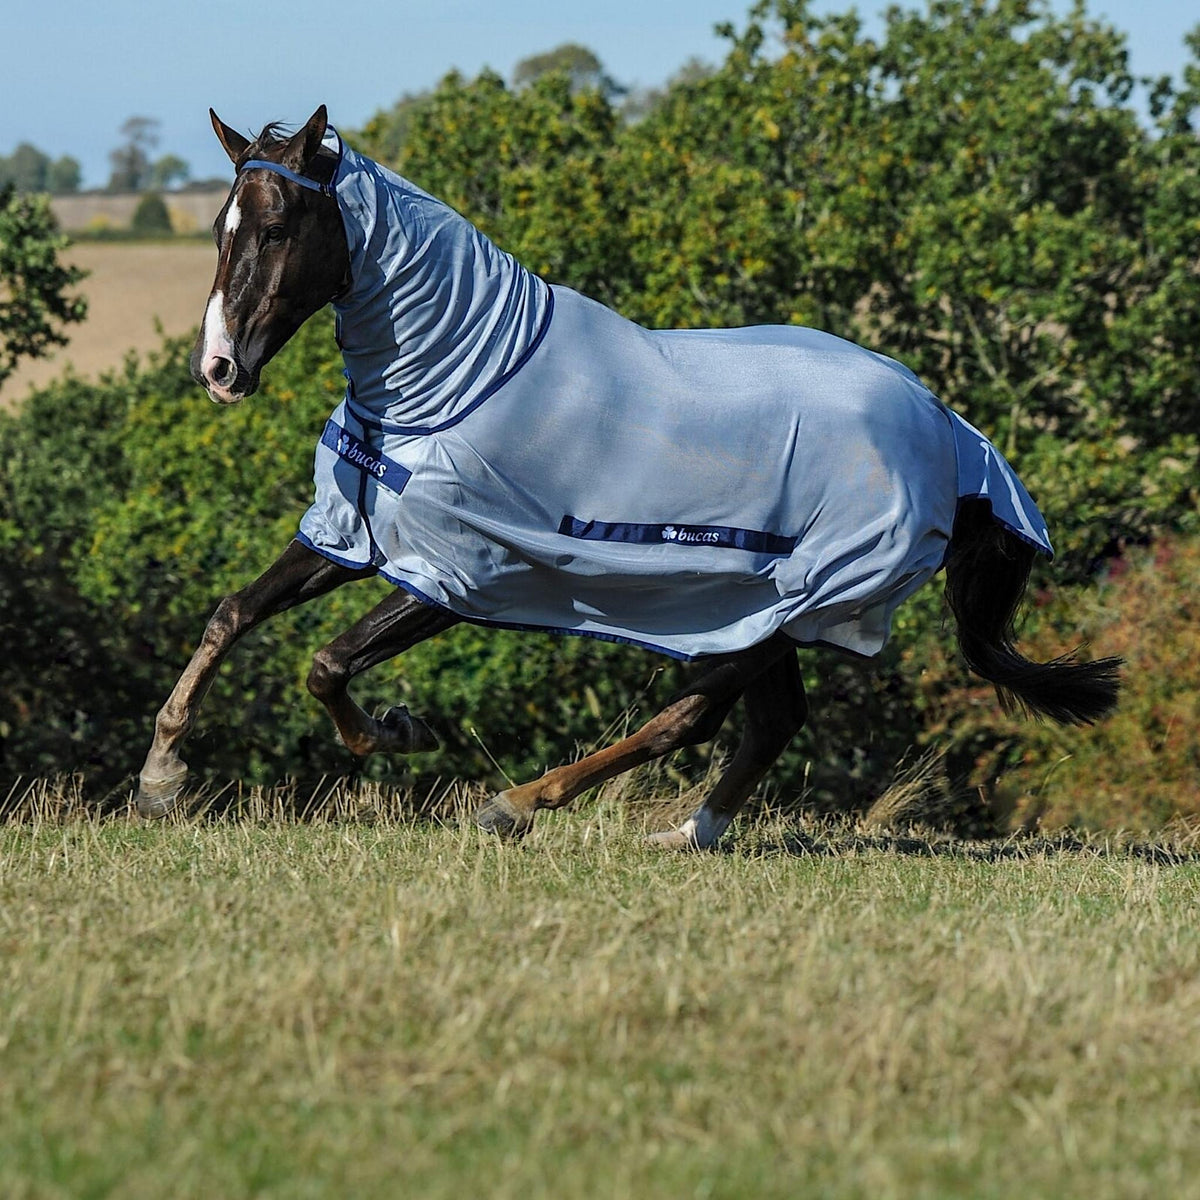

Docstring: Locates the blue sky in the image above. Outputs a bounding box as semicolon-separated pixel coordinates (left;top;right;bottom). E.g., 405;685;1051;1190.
6;0;1196;188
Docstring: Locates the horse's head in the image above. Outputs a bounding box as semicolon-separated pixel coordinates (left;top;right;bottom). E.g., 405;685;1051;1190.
194;105;349;404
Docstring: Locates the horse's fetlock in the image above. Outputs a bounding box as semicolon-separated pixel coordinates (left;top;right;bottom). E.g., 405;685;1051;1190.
338;729;373;757
533;779;570;807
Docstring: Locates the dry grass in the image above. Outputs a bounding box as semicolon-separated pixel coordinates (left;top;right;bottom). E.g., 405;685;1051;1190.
0;241;214;407
862;746;956;831
2;773;1200;1198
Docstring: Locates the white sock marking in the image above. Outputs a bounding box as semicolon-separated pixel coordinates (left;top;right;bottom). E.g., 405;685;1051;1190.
677;808;731;849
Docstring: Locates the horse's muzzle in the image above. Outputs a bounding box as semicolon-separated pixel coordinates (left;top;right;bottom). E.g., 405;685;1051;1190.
194;353;257;404
207;355;238;391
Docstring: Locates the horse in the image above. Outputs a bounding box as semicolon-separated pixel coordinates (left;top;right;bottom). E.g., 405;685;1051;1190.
134;105;1120;847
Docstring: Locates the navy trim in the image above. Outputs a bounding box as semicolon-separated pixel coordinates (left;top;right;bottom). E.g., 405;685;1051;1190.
239;158;335;196
321;420;411;496
295;531;375;573
375;569;697;662
558;515;797;556
346;285;555;437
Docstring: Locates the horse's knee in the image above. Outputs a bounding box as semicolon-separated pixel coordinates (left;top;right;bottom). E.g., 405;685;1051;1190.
203;592;248;648
306;646;346;701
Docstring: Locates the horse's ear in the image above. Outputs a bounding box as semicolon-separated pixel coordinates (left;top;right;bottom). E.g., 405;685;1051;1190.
281;105;329;173
210;110;251;163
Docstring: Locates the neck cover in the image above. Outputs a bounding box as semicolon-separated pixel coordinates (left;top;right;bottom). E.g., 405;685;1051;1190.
297;140;1052;661
330;136;550;432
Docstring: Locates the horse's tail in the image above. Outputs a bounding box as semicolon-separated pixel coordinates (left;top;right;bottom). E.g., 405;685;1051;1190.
943;499;1121;725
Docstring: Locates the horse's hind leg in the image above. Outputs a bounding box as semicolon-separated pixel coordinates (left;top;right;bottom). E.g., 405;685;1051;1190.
474;635;794;840
649;647;807;850
136;540;372;817
305;589;459;756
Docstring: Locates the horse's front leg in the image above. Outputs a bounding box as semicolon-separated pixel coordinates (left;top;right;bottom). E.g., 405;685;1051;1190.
305;589;459;756
136;540;373;816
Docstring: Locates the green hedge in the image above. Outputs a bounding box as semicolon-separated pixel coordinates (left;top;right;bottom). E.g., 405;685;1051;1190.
3;0;1198;822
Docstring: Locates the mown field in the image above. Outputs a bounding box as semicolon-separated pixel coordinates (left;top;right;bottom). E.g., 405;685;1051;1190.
3;777;1200;1199
0;241;214;406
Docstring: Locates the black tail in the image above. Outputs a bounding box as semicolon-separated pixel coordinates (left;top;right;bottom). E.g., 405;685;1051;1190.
943;500;1121;726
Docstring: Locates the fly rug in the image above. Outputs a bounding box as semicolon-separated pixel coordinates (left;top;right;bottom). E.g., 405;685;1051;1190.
135;105;1121;849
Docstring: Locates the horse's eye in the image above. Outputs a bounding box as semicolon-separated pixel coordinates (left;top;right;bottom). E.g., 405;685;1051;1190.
265;225;286;244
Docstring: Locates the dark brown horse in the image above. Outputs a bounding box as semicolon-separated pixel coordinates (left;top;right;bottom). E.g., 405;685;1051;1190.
135;106;1120;847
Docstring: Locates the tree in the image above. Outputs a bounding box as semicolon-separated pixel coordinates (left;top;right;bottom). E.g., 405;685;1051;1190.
620;57;716;123
151;154;190;190
0;184;87;389
382;67;624;302
0;143;52;192
108;116;160;192
354;91;433;167
513;43;627;99
0;144;80;194
1104;25;1200;444
131;191;173;235
46;156;81;193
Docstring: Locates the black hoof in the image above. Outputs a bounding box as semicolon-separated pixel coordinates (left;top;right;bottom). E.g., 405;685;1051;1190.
475;792;533;839
135;769;188;819
379;705;440;753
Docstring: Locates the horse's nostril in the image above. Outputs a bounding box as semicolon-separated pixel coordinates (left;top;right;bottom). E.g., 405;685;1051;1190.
209;357;237;389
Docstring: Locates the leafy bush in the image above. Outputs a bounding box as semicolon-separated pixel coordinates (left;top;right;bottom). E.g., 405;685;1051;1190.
0;185;87;388
2;0;1198;825
914;533;1200;831
130;191;173;235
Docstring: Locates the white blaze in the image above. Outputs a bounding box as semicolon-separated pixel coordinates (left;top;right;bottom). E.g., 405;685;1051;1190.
201;290;236;373
203;196;242;370
199;193;245;396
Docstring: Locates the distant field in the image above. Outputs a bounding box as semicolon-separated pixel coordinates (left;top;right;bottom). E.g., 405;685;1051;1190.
3;778;1200;1200
0;241;215;407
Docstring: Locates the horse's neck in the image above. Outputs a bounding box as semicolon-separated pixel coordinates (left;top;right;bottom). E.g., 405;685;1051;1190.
337;172;548;429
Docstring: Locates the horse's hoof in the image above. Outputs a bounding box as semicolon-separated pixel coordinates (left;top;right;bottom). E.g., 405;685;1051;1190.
475;791;533;839
646;827;701;851
379;705;439;753
135;768;188;819
647;812;728;851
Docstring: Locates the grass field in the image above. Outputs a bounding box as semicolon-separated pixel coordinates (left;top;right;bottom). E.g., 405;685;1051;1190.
3;777;1199;1199
0;241;214;407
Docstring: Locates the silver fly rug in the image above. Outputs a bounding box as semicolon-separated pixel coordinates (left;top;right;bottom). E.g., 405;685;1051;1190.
291;134;1052;662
